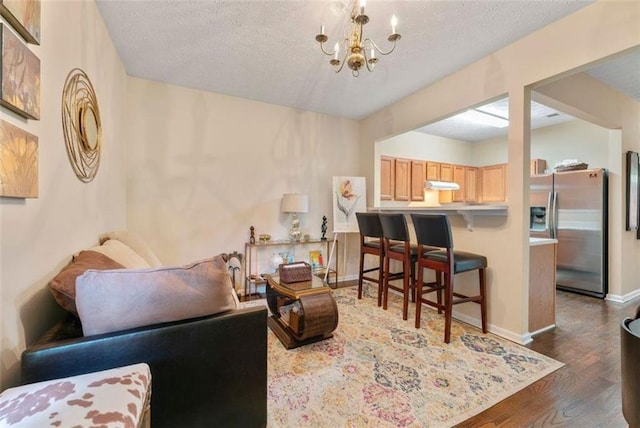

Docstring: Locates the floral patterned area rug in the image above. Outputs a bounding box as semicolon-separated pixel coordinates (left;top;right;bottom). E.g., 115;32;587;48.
267;285;563;427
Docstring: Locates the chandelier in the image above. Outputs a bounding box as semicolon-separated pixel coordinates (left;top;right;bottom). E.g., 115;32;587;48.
315;0;401;77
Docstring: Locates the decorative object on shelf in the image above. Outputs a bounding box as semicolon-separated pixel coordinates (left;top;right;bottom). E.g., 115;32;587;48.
249;226;255;244
269;253;285;272
303;234;310;242
259;233;271;243
315;0;400;76
61;68;102;183
0;0;40;44
309;250;324;269
0;24;40;119
0;119;37;198
321;216;327;240
281;193;309;242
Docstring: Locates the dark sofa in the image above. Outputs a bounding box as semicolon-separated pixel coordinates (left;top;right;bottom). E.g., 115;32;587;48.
22;306;268;428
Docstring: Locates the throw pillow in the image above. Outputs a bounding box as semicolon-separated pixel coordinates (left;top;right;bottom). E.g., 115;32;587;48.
48;251;124;315
89;239;151;269
99;230;162;267
75;255;238;336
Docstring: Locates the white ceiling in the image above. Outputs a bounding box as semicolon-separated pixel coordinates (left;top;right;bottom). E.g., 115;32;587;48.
95;0;638;140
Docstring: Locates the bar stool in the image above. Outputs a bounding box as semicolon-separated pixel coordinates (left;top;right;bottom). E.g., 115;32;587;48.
355;212;384;306
379;213;421;321
411;213;488;344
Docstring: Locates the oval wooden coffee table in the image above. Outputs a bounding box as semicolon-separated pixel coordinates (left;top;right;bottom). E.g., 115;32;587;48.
266;274;338;349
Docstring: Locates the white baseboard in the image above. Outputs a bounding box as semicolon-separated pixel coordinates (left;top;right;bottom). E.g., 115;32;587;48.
606;288;640;304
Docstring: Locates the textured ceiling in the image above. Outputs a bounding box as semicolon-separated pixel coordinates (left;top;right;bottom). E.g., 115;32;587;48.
94;0;614;121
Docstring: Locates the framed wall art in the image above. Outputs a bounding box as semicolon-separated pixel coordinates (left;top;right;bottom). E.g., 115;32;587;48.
332;176;366;233
0;0;40;44
0;119;38;198
626;151;639;231
0;24;40;119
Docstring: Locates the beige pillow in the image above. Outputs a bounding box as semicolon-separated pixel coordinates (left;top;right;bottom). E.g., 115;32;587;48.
76;255;237;336
89;239;151;269
99;230;162;267
48;251;125;315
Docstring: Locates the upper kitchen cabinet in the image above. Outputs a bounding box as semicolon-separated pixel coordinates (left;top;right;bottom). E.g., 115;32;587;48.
380;156;394;201
481;163;507;202
465;166;479;202
426;162;440;180
440;163;453;182
411;160;426;201
452;165;465;202
394;158;411;201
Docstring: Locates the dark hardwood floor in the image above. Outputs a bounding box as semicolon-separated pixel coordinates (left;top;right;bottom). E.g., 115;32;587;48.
457;290;639;427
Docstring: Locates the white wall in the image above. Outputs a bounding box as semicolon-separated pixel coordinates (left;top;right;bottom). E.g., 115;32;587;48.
125;78;362;286
472;119;610;168
378;131;473;164
0;0;128;388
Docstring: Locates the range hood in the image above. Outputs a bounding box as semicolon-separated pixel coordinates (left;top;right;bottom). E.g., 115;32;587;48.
424;180;460;190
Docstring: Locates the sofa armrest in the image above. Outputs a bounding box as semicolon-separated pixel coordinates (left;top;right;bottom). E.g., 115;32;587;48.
22;307;267;428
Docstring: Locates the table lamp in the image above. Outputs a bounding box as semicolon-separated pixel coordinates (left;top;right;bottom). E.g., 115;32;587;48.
281;193;309;242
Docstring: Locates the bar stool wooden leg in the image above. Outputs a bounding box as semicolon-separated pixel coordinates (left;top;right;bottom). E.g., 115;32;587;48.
358;250;365;300
444;272;454;344
479;268;487;333
436;271;443;314
415;264;424;328
383;253;390;310
402;257;410;320
377;252;384;307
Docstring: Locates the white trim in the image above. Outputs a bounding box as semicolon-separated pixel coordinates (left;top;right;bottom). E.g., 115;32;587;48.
606;288;640;304
529;324;556;337
452;310;533;345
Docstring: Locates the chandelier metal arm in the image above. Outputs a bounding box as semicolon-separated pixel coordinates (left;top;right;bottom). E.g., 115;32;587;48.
364;37;399;56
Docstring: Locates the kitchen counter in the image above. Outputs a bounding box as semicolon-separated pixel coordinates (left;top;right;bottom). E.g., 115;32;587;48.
530;237;557;246
369;204;508;231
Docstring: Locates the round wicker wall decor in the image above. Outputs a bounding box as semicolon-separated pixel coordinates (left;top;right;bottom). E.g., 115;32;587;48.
61;68;102;183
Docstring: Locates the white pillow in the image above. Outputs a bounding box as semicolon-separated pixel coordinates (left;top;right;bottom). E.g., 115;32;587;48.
89;239;151;269
76;255;237;336
99;230;162;267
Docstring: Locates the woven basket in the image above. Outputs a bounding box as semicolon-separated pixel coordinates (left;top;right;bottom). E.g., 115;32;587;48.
279;262;312;283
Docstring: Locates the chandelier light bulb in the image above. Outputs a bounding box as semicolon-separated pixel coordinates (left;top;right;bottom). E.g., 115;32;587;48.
334;42;340;60
391;14;398;34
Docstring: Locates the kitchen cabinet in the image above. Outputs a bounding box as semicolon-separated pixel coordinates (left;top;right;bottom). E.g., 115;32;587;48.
481;163;507;202
438;163;454;204
440;163;453;182
452;165;465;202
531;158;547;175
394;158;411;201
380;156;394;201
426;162;440;181
410;160;426;201
529;239;557;333
464;167;479;202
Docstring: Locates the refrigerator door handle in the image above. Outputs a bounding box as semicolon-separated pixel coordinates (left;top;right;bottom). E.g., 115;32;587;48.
551;191;558;239
546;191;553;236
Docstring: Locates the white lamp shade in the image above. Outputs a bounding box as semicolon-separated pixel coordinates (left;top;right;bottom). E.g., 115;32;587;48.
281;193;309;213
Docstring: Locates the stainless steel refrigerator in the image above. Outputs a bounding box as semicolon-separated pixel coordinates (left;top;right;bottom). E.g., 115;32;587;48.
530;168;608;298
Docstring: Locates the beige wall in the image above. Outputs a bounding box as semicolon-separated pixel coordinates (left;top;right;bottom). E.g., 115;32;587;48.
359;0;639;343
0;0;128;388
125;78;361;284
472;119;611;167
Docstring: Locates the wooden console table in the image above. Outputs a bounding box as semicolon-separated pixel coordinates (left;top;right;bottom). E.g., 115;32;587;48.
266;274;338;349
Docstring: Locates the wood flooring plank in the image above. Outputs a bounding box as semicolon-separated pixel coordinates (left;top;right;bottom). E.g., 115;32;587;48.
457;290;640;427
